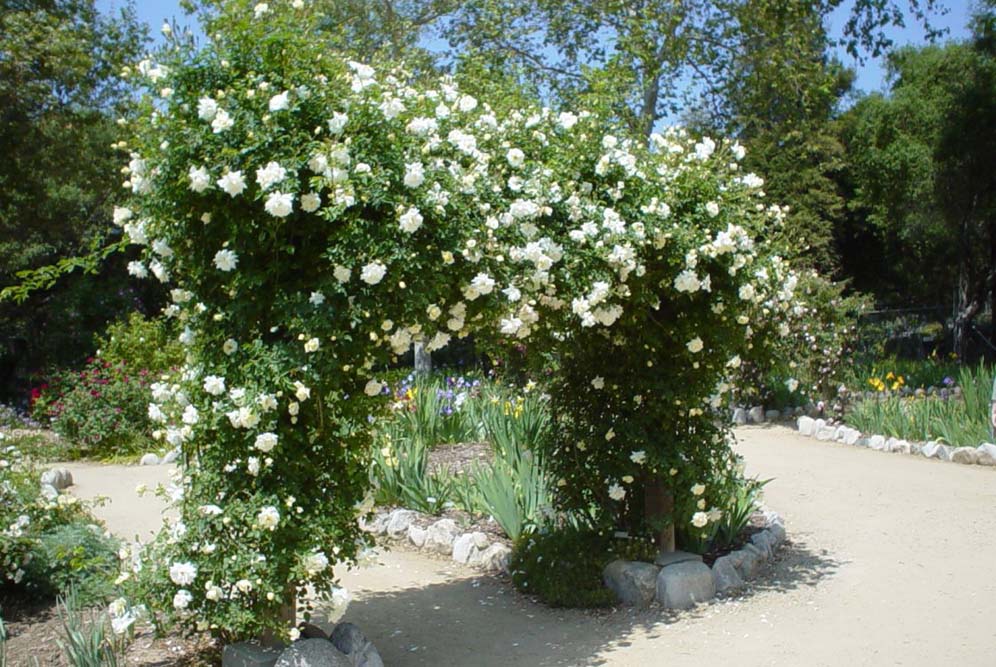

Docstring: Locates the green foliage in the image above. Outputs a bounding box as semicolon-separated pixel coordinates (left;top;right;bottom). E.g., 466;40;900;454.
710;477;769;553
56;586;123;667
25;525;121;606
510;524;657;608
33;358;153;459
95;313;184;375
0;439;113;602
846;363;995;446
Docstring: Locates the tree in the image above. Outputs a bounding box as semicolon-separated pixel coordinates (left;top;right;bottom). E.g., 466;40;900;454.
841;8;995;355
0;0;148;390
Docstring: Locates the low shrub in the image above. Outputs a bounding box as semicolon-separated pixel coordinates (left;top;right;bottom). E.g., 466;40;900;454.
0;442;117;605
510;524;657;608
94;312;183;378
32;358;153;458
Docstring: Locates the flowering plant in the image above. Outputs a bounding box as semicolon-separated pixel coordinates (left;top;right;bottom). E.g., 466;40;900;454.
113;0;798;640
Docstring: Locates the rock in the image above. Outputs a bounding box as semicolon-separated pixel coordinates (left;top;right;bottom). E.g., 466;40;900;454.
471;531;489;549
451;533;481;565
222;642;283;667
885;437;898;451
843;428;862;446
951;447;979;465
748;406;765;424
750;531;773;559
41;468;72;490
767;523;786;548
275;639;351;667
407;525;428;548
478;543;511;572
385;509;417;538
765;409;781;421
833;425;847;442
425;519;460;555
815;425;836;441
603;559;661;608
358;514;389;535
868;435;886;451
976;443;996;466
298;623;328;640
140;453;161;466
39;483;59;500
855;438;870;448
922;442;952;461
329;623;384;667
163;449;180;464
889;439;912;455
797;416;815;436
653;550;702;568
655;561;716;609
732;407;748;425
813;418;826;432
711;555;745;594
735;547;763;580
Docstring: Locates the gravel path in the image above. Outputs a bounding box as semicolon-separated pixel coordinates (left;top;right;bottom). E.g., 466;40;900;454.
68;425;996;666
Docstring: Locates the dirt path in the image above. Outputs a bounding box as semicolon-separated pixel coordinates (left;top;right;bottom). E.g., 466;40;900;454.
68;425;996;666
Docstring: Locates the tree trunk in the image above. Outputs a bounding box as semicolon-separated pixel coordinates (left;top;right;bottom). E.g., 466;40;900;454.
644;478;675;552
414;341;432;375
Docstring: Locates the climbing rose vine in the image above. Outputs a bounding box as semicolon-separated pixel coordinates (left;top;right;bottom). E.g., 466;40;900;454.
114;0;797;641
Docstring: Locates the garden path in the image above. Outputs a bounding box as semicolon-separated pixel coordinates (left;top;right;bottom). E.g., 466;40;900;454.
68;425;996;666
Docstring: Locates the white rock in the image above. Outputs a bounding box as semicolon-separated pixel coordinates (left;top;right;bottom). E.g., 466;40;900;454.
868;435;886;451
732;408;748;425
359;513;389;534
408;525;428;548
711;555;745;594
951;447;979;465
833;425;847;442
385;509;417;538
889;439;912;455
478;543;511;572
41;468;72;490
843;428;862;445
815;425;836;441
162;449;180;464
471;531;489;549
976;443;996;466
140;453;161;466
40;483;59;500
922;442;952;461
748;406;765;423
656;561;716;609
603;559;660;608
451;533;480;564
797;416;815;436
426;519;460;554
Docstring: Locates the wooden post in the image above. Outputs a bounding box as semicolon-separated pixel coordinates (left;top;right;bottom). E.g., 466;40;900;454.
644;477;675;553
414;341;432;375
258;594;296;648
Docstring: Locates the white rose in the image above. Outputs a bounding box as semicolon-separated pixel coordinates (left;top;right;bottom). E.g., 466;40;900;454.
360;262;386;285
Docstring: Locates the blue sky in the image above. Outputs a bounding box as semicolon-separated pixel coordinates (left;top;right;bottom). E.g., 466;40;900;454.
100;0;974;95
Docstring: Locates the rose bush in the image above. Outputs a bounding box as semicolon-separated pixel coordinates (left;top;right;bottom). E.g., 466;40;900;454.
113;0;797;641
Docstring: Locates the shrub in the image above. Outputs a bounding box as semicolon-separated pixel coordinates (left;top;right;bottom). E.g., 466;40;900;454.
32;358;153;458
95;313;183;376
0;441;116;604
510;524;656;608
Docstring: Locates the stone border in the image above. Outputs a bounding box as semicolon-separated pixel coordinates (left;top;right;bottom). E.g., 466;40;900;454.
359;508;512;573
139;448;180;466
602;510;786;610
796;416;996;467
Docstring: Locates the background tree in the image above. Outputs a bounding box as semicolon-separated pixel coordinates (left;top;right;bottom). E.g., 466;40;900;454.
840;3;995;355
0;0;149;396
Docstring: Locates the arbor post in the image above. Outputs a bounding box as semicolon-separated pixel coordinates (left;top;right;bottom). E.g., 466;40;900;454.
644;477;675;553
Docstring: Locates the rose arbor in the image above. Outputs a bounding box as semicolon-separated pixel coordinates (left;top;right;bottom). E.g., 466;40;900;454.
115;2;796;642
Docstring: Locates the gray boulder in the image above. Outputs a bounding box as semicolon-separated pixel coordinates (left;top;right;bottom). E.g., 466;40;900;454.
749;531;773;559
922;442;952;461
951;447;979;465
329;623;384;667
223;642;284;667
451;533;481;565
425;519;460;554
868;435;886;451
748;406;765;424
41;468;72;490
976;443;996;466
732;408;748;425
767;523;786;548
385;509;417;538
765;409;781;421
358;514;389;535
711;555;745;594
275;639;351;667
603;559;660;608
407;525;428;548
478;543;511;572
735;545;765;579
655;561;716;609
163;448;180;464
797;416;815;436
140;453;161;466
39;483;59;501
889;439;912;455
